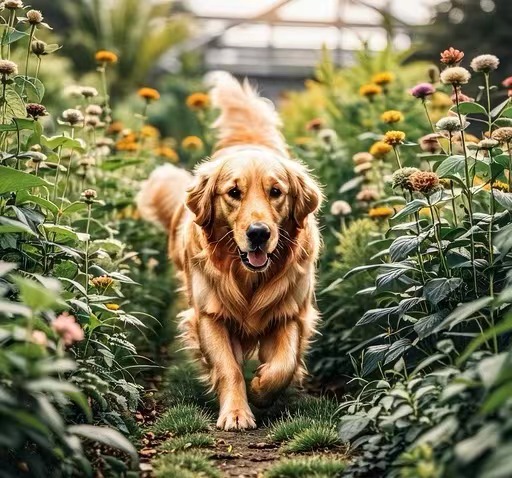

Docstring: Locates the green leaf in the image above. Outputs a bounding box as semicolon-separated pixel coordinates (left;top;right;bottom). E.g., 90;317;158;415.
41;135;86;152
3;87;26;120
479;443;512;478
0;165;50;194
362;344;389;375
415;416;458;446
493;99;512;118
13;75;45;102
451;102;487;115
3;29;28;45
0;216;36;235
389;235;421;261
414;312;447;340
493;189;512;210
423;277;463;305
12;275;61;311
454;423;500;466
100;157;144;171
16;191;59;215
69;425;138;463
356;306;398;326
392;199;427;220
436;155;467;178
435;297;493;333
384;339;411;365
338;414;371;442
42;224;81;242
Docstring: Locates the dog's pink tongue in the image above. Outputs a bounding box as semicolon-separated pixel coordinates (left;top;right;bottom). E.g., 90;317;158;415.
247;250;267;268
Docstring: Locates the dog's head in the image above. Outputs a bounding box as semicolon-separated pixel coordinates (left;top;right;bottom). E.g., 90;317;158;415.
186;147;322;272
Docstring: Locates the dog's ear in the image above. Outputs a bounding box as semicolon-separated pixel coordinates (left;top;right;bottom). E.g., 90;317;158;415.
186;162;219;228
288;161;323;228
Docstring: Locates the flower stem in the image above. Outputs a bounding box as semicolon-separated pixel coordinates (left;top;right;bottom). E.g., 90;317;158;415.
84;203;92;305
422;100;435;134
484;72;492;135
393;146;402;169
428;196;449;277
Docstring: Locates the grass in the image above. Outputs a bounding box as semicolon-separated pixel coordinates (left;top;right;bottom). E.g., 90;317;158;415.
152;403;212;435
283;425;339;453
160;432;215;451
264;456;346;478
153;451;221;478
268;416;317;442
287;396;340;422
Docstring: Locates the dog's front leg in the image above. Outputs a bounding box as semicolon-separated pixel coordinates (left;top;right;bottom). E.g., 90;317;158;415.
249;319;302;408
198;314;256;430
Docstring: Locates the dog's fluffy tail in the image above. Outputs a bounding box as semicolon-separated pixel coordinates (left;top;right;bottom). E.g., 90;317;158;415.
136;164;192;228
206;71;288;156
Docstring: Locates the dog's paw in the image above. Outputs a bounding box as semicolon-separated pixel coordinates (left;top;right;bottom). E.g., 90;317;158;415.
216;408;256;431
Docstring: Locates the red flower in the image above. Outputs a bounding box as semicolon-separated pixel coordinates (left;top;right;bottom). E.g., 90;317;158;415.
440;47;464;66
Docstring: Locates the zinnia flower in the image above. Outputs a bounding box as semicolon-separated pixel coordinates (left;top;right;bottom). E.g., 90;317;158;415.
318;129;337;145
440;67;471;86
491;127;512;143
440;47;464;66
80;86;98;98
477;138;499;150
356;188;379;202
85;104;102;116
391;167;420;190
31;40;47;56
451;90;474;103
470;54;500;73
3;0;23;9
383;130;406;146
95;50;118;64
330;200;352;216
26;103;47;120
353;152;373;165
186;92;210;111
492;180;509;192
91;275;115;289
369;206;394;219
381;110;404;124
409;171;440;194
502;77;512;88
0;59;18;77
369;141;392;158
52;312;84;346
305;118;325;132
436;116;466;133
62;109;84;126
354;162;372;175
182;136;203;151
138;87;160;101
26;9;43;24
372;72;394;86
359;84;382;98
154;146;179;162
82;189;97;202
410;83;435;99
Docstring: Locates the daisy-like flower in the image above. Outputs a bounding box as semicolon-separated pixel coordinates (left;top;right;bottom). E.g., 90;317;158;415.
440;47;464;66
85;104;102;116
409;171;441;194
478;138;499;150
26;9;43;25
108;121;124;134
470;54;500;73
356;188;379;202
62;108;84;126
369;206;394;219
391;167;420;190
182;135;203;152
436;115;466;133
85;115;102;128
372;72;394;86
440;67;471;86
80;86;98;98
369;141;392;158
186;92;210;111
491;127;512;143
154;146;179;162
330;200;352;216
3;0;23;9
138;87;160;101
91;275;114;289
410;83;436;99
82;189;97;203
354;162;372;175
359;83;382;99
419;133;442;153
381;110;404;124
141;125;160;138
353;152;373;165
0;59;18;77
52;312;84;346
95;50;118;64
305;117;324;132
492;180;509;192
26;103;48;120
383;130;406;146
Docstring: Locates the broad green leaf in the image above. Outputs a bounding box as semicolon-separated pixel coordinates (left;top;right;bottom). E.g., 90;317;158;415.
384;338;411;365
493;189;512;210
389;234;423;261
13;75;45;102
43;224;80;242
423;278;463;305
415;416;458;446
0;216;36;235
41;135;86;152
3;87;26;120
414;312;447;340
493;99;512;118
356;306;398;326
12;276;60;311
435;297;493;333
2;29;28;45
436;155;467;178
392;199;427;220
338;176;364;194
16;191;59;215
338;414;371;442
451;101;487;116
362;344;389;376
0;165;50;194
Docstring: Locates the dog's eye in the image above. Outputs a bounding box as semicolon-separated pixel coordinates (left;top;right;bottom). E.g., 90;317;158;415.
227;187;241;200
270;187;282;198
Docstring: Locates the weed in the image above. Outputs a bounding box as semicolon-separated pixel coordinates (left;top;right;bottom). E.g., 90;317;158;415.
283;425;339;453
160;432;215;451
153;452;220;478
264;456;346;478
152;404;211;435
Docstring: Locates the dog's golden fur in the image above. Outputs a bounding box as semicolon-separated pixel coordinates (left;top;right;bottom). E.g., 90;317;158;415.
137;73;322;430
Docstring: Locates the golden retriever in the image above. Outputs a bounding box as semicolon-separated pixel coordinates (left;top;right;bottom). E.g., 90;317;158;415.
137;73;322;430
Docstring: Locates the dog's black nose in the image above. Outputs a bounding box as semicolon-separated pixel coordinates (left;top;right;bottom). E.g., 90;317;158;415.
246;222;271;247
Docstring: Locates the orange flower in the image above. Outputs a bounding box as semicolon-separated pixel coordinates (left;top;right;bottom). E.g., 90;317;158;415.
186;92;210;110
182;136;203;152
381;110;404;124
141;125;160;138
383;130;406;146
372;72;394;86
369;141;392;158
359;83;382;98
107;121;124;134
154;146;179;162
440;47;464;66
138;87;160;101
106;303;120;311
305;118;325;132
368;206;394;219
95;50;118;64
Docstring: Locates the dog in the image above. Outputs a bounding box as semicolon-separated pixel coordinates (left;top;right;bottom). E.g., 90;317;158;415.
137;73;322;430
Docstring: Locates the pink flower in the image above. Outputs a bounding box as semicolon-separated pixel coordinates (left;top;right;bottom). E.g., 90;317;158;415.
451;90;475;103
52;312;84;346
31;330;48;347
502;76;512;88
410;83;436;99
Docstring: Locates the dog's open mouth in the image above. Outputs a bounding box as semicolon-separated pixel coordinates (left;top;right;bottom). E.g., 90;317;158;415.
238;248;269;271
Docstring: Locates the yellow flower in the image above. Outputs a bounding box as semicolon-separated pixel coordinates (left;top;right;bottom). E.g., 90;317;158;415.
154;146;179;162
95;50;118;64
116;139;138;151
141;125;160;138
431;92;452;108
137;87;160;101
369;141;392;158
381;110;404;124
359;83;382;98
383;130;406;146
492;180;509;192
186;92;210;110
91;275;114;289
368;206;394;219
106;303;120;311
182;136;203;152
372;72;394;86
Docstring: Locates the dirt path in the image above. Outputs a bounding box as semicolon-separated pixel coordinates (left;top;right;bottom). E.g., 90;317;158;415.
212;428;280;477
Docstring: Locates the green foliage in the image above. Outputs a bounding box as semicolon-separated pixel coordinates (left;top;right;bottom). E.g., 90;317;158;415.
264;456;346;478
153;451;221;478
160;432;215;452
151;404;212;436
283;425;339;453
268;416;317;443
